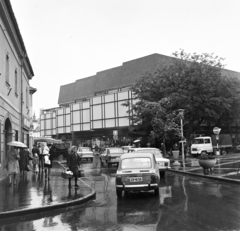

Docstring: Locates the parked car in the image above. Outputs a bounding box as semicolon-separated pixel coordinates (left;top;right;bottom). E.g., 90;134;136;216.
100;147;124;167
128;148;170;177
77;147;94;162
115;153;160;197
121;146;132;153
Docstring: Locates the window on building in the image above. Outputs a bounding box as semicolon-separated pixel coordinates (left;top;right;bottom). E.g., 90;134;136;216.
26;88;29;108
15;69;18;95
5;53;10;84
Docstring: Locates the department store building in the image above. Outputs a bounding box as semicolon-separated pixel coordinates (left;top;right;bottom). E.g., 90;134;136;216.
40;54;240;149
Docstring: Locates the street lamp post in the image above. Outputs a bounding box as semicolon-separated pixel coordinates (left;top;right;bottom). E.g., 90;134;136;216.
178;109;185;164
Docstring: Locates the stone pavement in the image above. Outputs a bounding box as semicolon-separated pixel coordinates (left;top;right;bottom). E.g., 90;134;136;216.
0;161;96;219
168;153;240;183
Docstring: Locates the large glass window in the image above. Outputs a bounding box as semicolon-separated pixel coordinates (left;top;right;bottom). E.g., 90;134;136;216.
119;118;129;126
105;94;114;103
66;114;71;126
93;96;101;105
83;109;90;123
105;103;115;118
105;119;115;128
83;101;90;109
93;120;102;129
118;101;129;117
118;91;128;100
58;115;64;127
73;124;80;131
93;105;102;120
73;103;80;110
73;111;80;123
83;123;90;130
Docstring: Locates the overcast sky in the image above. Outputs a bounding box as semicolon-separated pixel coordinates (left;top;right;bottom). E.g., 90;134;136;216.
10;0;240;118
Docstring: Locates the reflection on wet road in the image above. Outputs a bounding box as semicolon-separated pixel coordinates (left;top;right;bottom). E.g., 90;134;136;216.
1;157;240;231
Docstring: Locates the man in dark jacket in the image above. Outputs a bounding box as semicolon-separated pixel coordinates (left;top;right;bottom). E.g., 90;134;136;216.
67;146;81;188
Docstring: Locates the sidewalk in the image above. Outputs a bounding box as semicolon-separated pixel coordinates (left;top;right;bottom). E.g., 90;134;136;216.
0;161;96;219
168;153;240;183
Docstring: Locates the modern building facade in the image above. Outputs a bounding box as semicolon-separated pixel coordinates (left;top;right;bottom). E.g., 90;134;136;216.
40;54;240;150
0;0;35;178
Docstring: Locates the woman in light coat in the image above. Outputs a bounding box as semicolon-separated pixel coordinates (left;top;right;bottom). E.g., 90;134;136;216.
6;146;20;185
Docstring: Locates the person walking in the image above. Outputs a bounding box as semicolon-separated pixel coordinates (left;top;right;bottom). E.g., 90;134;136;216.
32;153;39;174
67;146;81;188
42;143;51;180
6;146;20;185
19;147;29;176
38;143;44;171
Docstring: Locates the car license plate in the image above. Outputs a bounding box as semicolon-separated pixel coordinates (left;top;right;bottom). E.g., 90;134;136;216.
130;177;142;182
158;162;164;166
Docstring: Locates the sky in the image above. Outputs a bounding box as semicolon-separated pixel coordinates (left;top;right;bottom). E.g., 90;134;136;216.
10;0;240;118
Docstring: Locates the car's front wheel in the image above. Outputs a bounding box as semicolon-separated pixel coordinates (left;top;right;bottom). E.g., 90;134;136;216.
116;189;122;198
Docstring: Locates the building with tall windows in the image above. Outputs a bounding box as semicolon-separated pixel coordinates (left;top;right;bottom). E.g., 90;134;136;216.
40;53;240;150
0;0;35;179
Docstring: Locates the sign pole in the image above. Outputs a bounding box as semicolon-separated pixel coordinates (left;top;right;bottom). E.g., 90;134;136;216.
213;127;221;155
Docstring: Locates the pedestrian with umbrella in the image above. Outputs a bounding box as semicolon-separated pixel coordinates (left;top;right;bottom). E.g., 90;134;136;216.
6;141;26;185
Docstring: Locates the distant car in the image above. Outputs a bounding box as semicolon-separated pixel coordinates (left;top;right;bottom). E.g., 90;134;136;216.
115;152;160;197
77;147;94;162
100;147;124;167
128;148;170;177
121;146;133;153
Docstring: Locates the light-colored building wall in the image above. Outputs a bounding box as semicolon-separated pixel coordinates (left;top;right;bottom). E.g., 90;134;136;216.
0;0;34;179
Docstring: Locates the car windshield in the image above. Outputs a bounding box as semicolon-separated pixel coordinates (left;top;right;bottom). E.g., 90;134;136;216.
193;139;204;144
121;157;152;169
137;149;163;158
108;148;124;154
80;148;91;152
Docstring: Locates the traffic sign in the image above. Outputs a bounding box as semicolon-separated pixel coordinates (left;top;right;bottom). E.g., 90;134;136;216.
213;127;221;135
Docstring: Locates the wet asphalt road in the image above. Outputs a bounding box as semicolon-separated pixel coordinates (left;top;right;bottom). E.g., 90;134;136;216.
0;157;240;231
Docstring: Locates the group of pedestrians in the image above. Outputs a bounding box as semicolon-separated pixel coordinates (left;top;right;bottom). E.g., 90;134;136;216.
31;143;54;180
5;142;54;186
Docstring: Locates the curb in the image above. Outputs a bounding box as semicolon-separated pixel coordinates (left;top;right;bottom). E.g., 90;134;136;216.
168;168;240;184
0;179;96;219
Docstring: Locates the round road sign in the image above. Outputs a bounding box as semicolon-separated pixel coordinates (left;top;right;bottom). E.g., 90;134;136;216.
213;127;221;135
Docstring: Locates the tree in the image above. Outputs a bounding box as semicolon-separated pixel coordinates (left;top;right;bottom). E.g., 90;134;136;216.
129;50;240;148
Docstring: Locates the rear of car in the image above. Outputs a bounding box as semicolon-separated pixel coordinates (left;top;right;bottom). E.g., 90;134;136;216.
115;153;160;197
77;147;94;161
106;148;124;166
128;148;170;177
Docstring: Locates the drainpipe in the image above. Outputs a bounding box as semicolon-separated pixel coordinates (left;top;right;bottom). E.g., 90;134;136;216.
20;53;25;142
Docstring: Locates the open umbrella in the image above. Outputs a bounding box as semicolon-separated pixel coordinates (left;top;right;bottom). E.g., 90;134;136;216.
133;139;141;143
7;141;27;148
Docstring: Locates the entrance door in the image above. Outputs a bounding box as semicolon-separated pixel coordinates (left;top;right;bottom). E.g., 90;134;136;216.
4;118;12;157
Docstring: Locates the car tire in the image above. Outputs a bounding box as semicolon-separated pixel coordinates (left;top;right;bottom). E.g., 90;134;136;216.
160;171;165;178
116;189;122;198
154;187;159;196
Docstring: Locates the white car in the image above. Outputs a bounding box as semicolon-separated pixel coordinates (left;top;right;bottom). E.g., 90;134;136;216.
100;147;124;167
128;148;170;177
77;147;94;162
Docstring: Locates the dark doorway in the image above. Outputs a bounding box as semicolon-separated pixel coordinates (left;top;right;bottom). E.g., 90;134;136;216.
4;118;12;157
